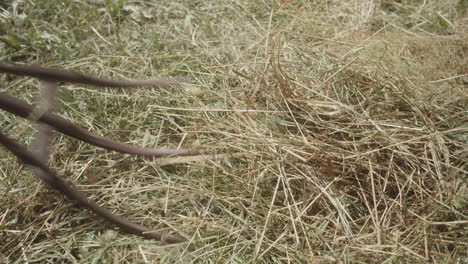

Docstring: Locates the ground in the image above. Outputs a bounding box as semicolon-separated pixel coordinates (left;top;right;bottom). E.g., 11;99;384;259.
0;0;467;263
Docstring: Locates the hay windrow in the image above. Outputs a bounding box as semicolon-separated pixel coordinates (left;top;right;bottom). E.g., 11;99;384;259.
1;1;466;263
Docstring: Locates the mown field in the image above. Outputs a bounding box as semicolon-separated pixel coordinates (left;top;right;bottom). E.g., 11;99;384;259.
0;0;467;263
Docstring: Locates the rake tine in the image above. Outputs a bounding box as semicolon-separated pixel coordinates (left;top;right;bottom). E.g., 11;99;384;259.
0;131;187;243
0;63;183;88
0;92;199;157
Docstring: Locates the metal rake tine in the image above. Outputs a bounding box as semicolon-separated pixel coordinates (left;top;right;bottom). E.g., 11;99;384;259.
0;131;187;243
0;92;199;157
0;63;184;88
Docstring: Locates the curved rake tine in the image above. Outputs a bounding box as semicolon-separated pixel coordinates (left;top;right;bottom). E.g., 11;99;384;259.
0;92;199;157
0;63;183;88
0;131;187;243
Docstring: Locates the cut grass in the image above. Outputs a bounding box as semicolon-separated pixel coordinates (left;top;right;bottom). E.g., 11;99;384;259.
0;0;467;263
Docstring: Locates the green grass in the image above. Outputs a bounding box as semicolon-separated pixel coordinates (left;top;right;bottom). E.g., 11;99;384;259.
1;0;467;263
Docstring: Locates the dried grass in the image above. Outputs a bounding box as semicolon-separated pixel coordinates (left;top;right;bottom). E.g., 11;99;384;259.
0;0;466;263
